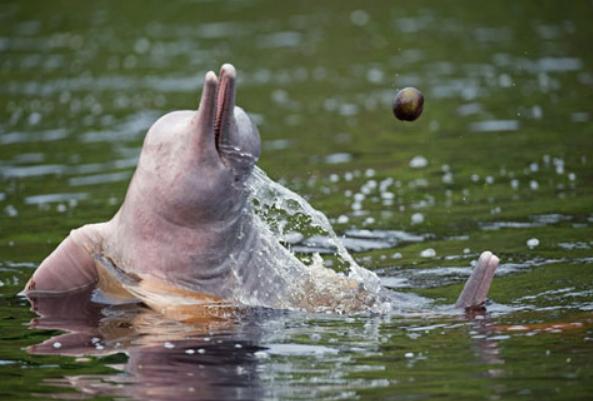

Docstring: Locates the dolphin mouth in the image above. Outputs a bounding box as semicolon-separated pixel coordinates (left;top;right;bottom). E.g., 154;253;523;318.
213;64;236;150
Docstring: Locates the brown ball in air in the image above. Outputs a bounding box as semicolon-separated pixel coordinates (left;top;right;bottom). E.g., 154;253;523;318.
392;87;424;121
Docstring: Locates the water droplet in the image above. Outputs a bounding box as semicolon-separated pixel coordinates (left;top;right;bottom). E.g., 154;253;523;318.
409;155;428;169
411;213;424;225
350;9;370;26
529;180;539;190
511;179;519;189
527;238;540;249
420;248;436;258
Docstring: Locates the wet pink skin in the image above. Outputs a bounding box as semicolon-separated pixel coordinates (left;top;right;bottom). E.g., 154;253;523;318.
24;64;262;299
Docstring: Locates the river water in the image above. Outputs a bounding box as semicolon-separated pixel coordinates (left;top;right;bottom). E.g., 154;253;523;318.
1;1;592;400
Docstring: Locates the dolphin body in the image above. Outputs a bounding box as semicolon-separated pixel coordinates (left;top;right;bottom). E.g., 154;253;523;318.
23;64;498;316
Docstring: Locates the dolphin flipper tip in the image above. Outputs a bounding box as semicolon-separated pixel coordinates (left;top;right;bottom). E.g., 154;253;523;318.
23;225;104;296
455;251;499;310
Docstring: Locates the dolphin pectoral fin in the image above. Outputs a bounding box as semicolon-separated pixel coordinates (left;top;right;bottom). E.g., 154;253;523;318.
23;223;107;295
455;251;499;310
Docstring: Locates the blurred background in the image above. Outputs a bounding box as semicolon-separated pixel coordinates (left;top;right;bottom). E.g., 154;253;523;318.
1;1;592;400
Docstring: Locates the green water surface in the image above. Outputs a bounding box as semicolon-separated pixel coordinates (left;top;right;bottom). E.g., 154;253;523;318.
1;1;593;400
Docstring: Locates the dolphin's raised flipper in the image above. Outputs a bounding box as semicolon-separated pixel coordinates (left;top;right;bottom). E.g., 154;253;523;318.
455;251;499;310
23;223;107;295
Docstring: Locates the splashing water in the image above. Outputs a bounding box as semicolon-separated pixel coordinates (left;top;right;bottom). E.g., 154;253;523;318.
246;168;480;316
248;167;382;295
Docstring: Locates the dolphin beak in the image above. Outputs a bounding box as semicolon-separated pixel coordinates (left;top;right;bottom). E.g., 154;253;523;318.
214;63;236;151
193;64;237;159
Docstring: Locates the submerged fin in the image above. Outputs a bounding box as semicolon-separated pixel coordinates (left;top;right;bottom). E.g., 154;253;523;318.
455;251;499;310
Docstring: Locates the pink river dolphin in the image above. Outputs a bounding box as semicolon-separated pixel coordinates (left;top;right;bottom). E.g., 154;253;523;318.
22;63;498;316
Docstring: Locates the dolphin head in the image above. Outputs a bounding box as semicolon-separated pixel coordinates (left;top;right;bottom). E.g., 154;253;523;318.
127;64;260;225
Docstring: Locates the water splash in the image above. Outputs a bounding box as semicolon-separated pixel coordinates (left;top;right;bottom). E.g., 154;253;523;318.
248;167;382;295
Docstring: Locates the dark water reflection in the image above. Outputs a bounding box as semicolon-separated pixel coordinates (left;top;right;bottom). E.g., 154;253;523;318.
27;291;533;401
29;291;266;400
2;0;593;399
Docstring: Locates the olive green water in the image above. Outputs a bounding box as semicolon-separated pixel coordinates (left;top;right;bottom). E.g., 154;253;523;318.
1;1;593;400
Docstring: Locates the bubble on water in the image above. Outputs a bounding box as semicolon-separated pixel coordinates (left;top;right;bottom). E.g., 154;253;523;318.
185;349;195;355
52;342;62;349
163;342;175;349
339;103;358;116
498;73;512;87
409;156;428;169
553;158;565;175
405;352;414;358
392;252;402;259
411;213;424;225
254;351;269;359
529;180;539;190
568;172;576;181
442;172;454;184
4;205;18;217
325;152;352;164
542;154;551;165
527;238;540;249
420;248;436;258
337;215;349;224
470;120;519;132
350;9;370;26
366;68;384;83
197;349;206;354
380;177;393;190
28;112;42;125
485;176;494;184
511;179;519;190
329;174;339;183
471;174;480;183
529;162;539;172
531;105;543;119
